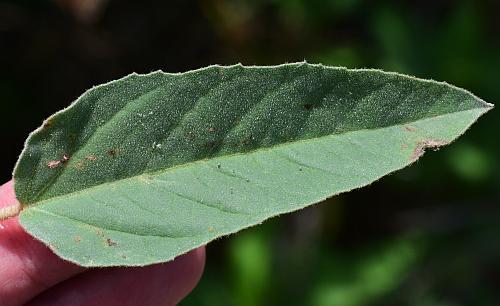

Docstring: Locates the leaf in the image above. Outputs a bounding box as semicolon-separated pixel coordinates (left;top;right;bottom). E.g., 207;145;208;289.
13;63;492;267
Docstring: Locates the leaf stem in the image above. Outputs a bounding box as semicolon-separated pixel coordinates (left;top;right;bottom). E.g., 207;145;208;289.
0;202;21;221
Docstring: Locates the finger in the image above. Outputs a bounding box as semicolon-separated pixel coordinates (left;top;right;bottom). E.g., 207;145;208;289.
26;247;206;306
0;181;85;306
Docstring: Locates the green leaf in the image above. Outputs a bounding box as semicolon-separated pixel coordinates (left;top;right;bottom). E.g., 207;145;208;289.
13;63;492;267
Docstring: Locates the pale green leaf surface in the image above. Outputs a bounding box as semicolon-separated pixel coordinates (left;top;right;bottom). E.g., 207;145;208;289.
13;63;492;266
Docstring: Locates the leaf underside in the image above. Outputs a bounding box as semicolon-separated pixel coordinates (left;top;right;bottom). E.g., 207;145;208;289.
13;63;492;267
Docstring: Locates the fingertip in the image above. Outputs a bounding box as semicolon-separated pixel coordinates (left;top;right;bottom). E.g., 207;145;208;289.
0;180;18;208
167;246;206;303
26;247;207;306
0;180;85;306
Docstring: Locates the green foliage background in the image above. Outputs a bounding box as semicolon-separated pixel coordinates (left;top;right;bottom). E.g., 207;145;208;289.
1;0;499;305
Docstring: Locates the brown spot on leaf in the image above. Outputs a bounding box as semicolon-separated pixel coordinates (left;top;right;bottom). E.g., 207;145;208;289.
121;255;127;259
208;226;215;232
61;154;70;163
96;229;104;237
107;149;118;157
74;236;82;243
410;139;449;162
42;118;53;129
85;155;97;161
74;161;85;170
47;160;61;169
401;143;408;150
47;154;70;169
207;127;216;133
106;238;118;247
404;125;417;132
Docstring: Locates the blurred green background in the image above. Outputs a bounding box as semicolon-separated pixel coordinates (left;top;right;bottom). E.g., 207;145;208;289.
1;0;499;305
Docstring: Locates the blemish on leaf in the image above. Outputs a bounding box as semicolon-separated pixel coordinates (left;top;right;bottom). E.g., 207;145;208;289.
96;229;105;237
121;255;127;259
107;149;118;157
47;160;61;169
106;238;118;247
74;236;82;243
208;226;215;232
207;127;216;133
42;118;53;129
47;154;70;169
404;125;417;132
401;143;408;150
74;161;85;170
85;155;97;161
152;141;162;149
61;154;70;163
410;139;449;162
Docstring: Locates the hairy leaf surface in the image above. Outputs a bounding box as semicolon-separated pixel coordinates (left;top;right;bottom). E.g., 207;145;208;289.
13;63;492;266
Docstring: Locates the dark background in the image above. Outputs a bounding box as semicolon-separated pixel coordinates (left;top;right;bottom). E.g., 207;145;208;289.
1;1;499;305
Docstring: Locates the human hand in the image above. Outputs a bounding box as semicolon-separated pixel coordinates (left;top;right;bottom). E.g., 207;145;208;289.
0;181;205;306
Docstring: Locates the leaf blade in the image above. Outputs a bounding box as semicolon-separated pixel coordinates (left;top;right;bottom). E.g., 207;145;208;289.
14;63;492;266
